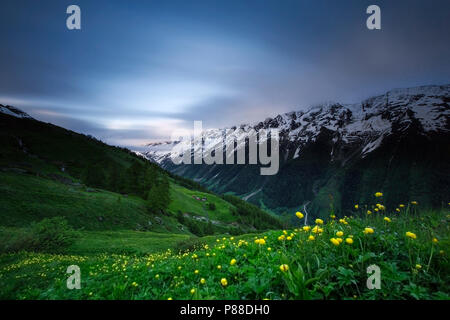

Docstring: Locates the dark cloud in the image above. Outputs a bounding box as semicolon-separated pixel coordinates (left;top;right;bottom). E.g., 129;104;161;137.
1;0;449;146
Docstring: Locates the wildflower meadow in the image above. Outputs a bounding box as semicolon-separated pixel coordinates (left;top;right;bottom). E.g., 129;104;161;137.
0;194;448;300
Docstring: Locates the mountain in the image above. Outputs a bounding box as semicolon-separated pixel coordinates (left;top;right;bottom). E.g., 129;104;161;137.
0;104;33;119
144;84;450;219
0;106;282;235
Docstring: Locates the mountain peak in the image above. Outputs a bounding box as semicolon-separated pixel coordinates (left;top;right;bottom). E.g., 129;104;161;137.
0;104;33;119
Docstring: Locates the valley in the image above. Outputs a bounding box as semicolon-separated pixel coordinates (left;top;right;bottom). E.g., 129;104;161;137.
0;97;448;300
145;85;450;219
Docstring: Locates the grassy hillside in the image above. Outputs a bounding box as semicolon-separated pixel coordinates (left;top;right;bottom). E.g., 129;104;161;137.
0;172;181;232
0;206;448;299
0;112;282;254
2;111;447;300
168;183;235;223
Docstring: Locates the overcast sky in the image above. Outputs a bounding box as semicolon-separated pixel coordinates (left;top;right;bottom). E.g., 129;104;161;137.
1;0;449;149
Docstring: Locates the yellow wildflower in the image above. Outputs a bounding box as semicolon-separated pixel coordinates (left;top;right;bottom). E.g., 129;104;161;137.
295;211;304;219
200;278;206;284
315;218;324;225
363;227;374;234
312;226;323;234
220;278;228;286
405;231;417;239
375;192;383;197
383;217;391;223
330;238;340;246
190;288;196;295
279;264;289;272
308;235;315;241
230;259;237;266
255;238;266;245
302;226;311;232
345;238;353;244
336;231;344;237
354;204;359;209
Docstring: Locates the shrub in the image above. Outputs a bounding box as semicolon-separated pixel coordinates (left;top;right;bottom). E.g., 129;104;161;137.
1;217;78;253
29;217;77;253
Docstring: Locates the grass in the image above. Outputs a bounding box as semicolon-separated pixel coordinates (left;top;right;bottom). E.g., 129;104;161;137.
168;182;236;222
0;172;183;233
0;170;274;234
1;205;448;300
68;231;191;255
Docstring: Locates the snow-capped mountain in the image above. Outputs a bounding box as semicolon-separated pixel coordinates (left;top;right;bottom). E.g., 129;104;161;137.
0;104;33;119
146;84;449;165
144;85;450;218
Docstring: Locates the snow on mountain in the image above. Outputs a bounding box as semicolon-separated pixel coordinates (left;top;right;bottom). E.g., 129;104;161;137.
144;85;450;164
0;104;33;119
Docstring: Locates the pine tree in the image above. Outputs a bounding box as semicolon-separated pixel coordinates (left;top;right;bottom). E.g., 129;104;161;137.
147;174;171;213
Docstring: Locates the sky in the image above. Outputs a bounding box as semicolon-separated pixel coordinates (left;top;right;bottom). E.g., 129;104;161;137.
1;0;449;149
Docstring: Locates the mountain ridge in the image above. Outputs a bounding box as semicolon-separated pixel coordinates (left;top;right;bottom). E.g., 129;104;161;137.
144;84;450;218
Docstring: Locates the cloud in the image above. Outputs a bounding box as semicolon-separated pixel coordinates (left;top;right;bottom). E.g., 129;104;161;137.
1;0;449;148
